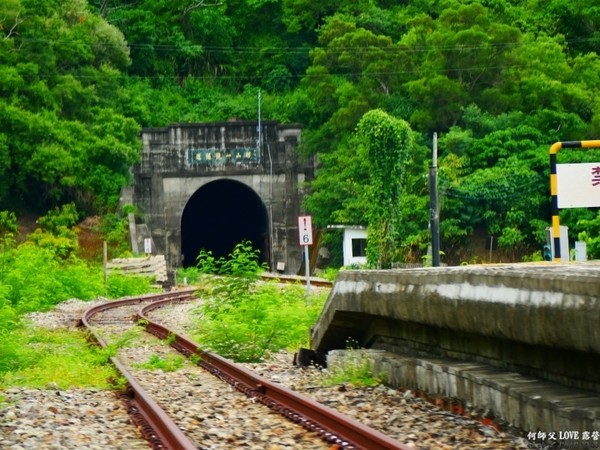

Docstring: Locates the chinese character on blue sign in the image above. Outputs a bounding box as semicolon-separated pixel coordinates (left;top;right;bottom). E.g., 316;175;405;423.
187;147;258;165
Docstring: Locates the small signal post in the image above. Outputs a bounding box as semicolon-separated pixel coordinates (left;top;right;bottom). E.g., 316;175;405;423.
298;215;313;295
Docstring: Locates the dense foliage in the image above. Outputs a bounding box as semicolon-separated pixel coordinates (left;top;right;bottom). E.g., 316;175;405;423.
2;0;600;262
0;0;139;214
0;225;157;388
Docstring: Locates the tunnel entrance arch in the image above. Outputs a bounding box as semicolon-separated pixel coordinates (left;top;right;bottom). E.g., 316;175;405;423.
181;179;269;268
132;121;313;277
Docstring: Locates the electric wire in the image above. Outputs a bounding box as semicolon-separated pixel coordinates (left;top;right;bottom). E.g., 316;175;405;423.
8;35;599;54
4;27;597;82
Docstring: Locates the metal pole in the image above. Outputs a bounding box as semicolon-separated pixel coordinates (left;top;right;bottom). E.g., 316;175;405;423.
103;240;108;293
257;90;261;166
429;133;441;267
257;89;275;272
304;245;311;296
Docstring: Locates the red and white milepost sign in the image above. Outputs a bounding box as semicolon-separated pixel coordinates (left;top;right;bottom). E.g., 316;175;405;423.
298;215;313;294
298;215;313;246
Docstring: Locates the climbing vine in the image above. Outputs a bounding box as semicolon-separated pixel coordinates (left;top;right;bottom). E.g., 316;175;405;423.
356;110;413;268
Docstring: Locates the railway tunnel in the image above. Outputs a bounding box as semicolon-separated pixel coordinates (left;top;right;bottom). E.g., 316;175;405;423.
180;179;269;268
132;121;313;275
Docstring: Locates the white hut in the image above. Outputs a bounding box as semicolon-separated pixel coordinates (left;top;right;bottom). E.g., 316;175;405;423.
328;225;368;267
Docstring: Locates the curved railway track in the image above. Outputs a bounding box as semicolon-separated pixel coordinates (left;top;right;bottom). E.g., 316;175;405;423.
80;288;410;450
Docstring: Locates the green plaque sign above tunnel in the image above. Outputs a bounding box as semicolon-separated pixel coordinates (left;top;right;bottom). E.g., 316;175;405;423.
187;147;259;165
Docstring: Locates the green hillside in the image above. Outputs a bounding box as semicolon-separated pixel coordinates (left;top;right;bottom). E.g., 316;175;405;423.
2;0;600;265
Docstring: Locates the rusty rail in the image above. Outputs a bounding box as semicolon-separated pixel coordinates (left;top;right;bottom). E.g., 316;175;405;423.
261;272;334;288
140;296;410;450
82;287;410;450
81;289;198;450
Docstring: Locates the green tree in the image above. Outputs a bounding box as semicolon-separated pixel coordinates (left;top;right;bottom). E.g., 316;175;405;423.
94;0;235;80
575;212;600;259
0;0;139;213
356;109;413;268
2;0;600;265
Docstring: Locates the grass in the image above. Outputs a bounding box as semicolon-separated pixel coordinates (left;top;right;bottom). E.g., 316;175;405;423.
100;326;145;357
0;239;331;390
0;213;163;391
320;341;385;388
190;278;330;363
133;354;185;372
0;325;118;390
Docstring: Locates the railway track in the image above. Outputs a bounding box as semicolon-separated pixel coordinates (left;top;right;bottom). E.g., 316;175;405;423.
80;289;410;450
260;272;334;288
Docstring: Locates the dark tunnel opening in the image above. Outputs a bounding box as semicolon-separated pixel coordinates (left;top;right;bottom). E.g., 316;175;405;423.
181;179;269;268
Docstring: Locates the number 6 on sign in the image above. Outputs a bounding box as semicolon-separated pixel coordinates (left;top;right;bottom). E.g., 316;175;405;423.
298;215;313;246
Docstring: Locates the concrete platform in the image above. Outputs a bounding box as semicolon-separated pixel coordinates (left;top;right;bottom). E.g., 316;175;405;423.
312;262;600;435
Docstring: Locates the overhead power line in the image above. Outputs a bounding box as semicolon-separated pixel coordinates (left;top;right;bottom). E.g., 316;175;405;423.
8;35;599;55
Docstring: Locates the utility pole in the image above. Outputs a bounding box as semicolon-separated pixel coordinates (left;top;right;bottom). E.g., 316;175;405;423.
257;90;262;165
257;90;275;273
429;132;441;267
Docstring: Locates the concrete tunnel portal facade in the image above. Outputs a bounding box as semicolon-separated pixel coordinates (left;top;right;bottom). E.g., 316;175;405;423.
128;121;314;278
181;179;269;268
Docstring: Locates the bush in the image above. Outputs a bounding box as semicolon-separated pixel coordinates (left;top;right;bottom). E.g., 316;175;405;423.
176;266;201;285
0;290;19;374
318;267;340;281
193;281;326;362
0;238;157;387
0;243;105;313
28;204;81;258
190;241;328;362
99;209;134;258
106;273;158;298
322;341;383;388
577;211;600;259
194;240;267;315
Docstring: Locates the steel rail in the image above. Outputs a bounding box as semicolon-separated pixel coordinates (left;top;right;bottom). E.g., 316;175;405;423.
261;272;334;288
81;289;198;450
140;296;411;450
